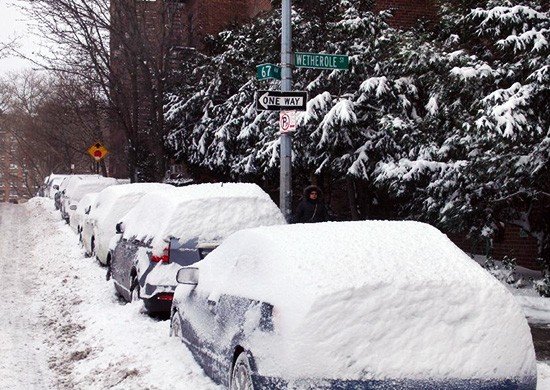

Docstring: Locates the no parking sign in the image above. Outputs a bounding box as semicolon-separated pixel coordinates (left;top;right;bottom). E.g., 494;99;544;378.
279;111;297;133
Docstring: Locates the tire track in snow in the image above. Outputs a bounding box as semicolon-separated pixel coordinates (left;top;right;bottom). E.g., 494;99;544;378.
0;202;52;388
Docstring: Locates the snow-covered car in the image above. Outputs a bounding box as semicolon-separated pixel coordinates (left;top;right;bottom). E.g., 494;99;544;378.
170;220;537;390
54;174;102;211
60;176;122;223
81;182;173;265
43;174;71;199
69;192;99;235
109;182;286;314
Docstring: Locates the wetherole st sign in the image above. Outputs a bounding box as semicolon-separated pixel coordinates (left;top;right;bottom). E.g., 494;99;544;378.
256;90;308;111
294;52;349;70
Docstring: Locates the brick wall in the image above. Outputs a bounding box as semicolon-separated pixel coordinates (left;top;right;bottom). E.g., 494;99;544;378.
181;0;271;48
373;0;438;29
447;223;541;271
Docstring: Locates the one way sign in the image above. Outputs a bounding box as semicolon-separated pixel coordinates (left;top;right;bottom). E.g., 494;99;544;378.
256;90;308;111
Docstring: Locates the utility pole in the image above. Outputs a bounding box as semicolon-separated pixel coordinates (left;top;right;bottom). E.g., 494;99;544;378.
280;0;293;222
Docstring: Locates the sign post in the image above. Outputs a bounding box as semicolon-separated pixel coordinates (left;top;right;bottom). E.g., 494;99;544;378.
280;0;293;222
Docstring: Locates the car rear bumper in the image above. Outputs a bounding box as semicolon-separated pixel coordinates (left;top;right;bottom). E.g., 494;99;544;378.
142;292;174;314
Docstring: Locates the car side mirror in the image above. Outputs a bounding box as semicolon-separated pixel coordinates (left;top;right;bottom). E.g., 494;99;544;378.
115;222;124;234
176;267;199;285
70;205;77;210
53;185;59;190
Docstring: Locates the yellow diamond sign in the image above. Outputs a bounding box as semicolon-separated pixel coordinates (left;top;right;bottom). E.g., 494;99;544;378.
87;142;109;161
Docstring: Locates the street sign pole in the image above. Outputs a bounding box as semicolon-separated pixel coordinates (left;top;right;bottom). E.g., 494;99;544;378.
280;0;293;222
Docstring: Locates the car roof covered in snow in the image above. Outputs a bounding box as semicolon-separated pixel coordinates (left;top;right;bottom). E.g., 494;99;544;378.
120;182;286;250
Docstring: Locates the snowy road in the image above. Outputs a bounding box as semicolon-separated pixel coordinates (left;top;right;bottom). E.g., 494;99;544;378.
1;199;550;389
0;203;51;388
0;200;221;390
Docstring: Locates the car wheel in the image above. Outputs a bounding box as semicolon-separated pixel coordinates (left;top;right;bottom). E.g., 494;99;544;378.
231;352;254;390
170;312;181;338
89;237;95;257
130;277;140;302
105;261;112;281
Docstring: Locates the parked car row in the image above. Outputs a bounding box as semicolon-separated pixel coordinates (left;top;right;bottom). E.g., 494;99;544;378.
43;176;538;390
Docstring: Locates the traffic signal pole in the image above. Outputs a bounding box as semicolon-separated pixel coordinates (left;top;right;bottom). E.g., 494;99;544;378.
280;0;293;222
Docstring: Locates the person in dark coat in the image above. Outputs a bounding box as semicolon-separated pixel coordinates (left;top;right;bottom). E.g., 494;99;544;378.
292;185;329;223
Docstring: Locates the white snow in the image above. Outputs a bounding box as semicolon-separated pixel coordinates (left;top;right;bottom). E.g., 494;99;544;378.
120;182;286;256
1;199;550;389
0;199;222;390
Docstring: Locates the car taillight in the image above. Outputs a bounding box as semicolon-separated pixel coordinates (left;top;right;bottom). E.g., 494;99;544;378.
151;245;170;263
157;293;173;301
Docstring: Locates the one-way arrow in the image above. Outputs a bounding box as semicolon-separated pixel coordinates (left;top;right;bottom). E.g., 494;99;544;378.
255;90;308;111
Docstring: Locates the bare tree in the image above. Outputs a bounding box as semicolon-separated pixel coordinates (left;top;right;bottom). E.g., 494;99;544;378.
21;0;186;181
0;70;109;197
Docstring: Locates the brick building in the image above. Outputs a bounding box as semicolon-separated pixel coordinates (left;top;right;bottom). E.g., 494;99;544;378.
107;0;271;181
0;126;32;203
373;0;438;28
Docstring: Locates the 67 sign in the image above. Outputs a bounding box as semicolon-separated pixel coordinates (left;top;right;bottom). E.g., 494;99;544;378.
256;63;281;81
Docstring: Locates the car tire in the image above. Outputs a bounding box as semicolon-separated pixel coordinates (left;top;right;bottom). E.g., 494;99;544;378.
130;277;140;303
105;261;112;281
89;237;95;258
170;312;181;338
231;352;254;390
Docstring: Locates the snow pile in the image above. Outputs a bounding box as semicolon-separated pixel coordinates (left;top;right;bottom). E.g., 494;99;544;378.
195;220;537;382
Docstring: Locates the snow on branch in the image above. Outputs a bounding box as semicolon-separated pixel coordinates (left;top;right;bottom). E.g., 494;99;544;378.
480;82;531;138
359;76;390;97
497;28;549;53
376;158;467;182
472;6;546;29
315;99;357;148
299;91;333;124
450;64;494;80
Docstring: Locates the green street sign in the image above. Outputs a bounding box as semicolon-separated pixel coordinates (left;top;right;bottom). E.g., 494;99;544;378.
256;63;281;80
294;52;349;70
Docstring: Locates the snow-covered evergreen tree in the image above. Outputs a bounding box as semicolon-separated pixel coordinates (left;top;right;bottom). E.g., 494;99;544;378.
374;0;549;261
164;0;549;263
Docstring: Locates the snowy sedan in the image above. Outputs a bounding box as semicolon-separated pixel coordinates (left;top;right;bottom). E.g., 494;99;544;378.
170;221;537;390
69;192;99;235
110;182;286;314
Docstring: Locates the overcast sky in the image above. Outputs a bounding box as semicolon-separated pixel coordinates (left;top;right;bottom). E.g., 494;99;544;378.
0;0;40;75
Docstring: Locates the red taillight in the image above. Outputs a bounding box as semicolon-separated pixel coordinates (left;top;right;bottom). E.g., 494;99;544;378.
151;246;170;263
157;293;173;301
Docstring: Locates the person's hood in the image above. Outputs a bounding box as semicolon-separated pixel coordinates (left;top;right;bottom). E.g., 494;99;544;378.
303;185;322;198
